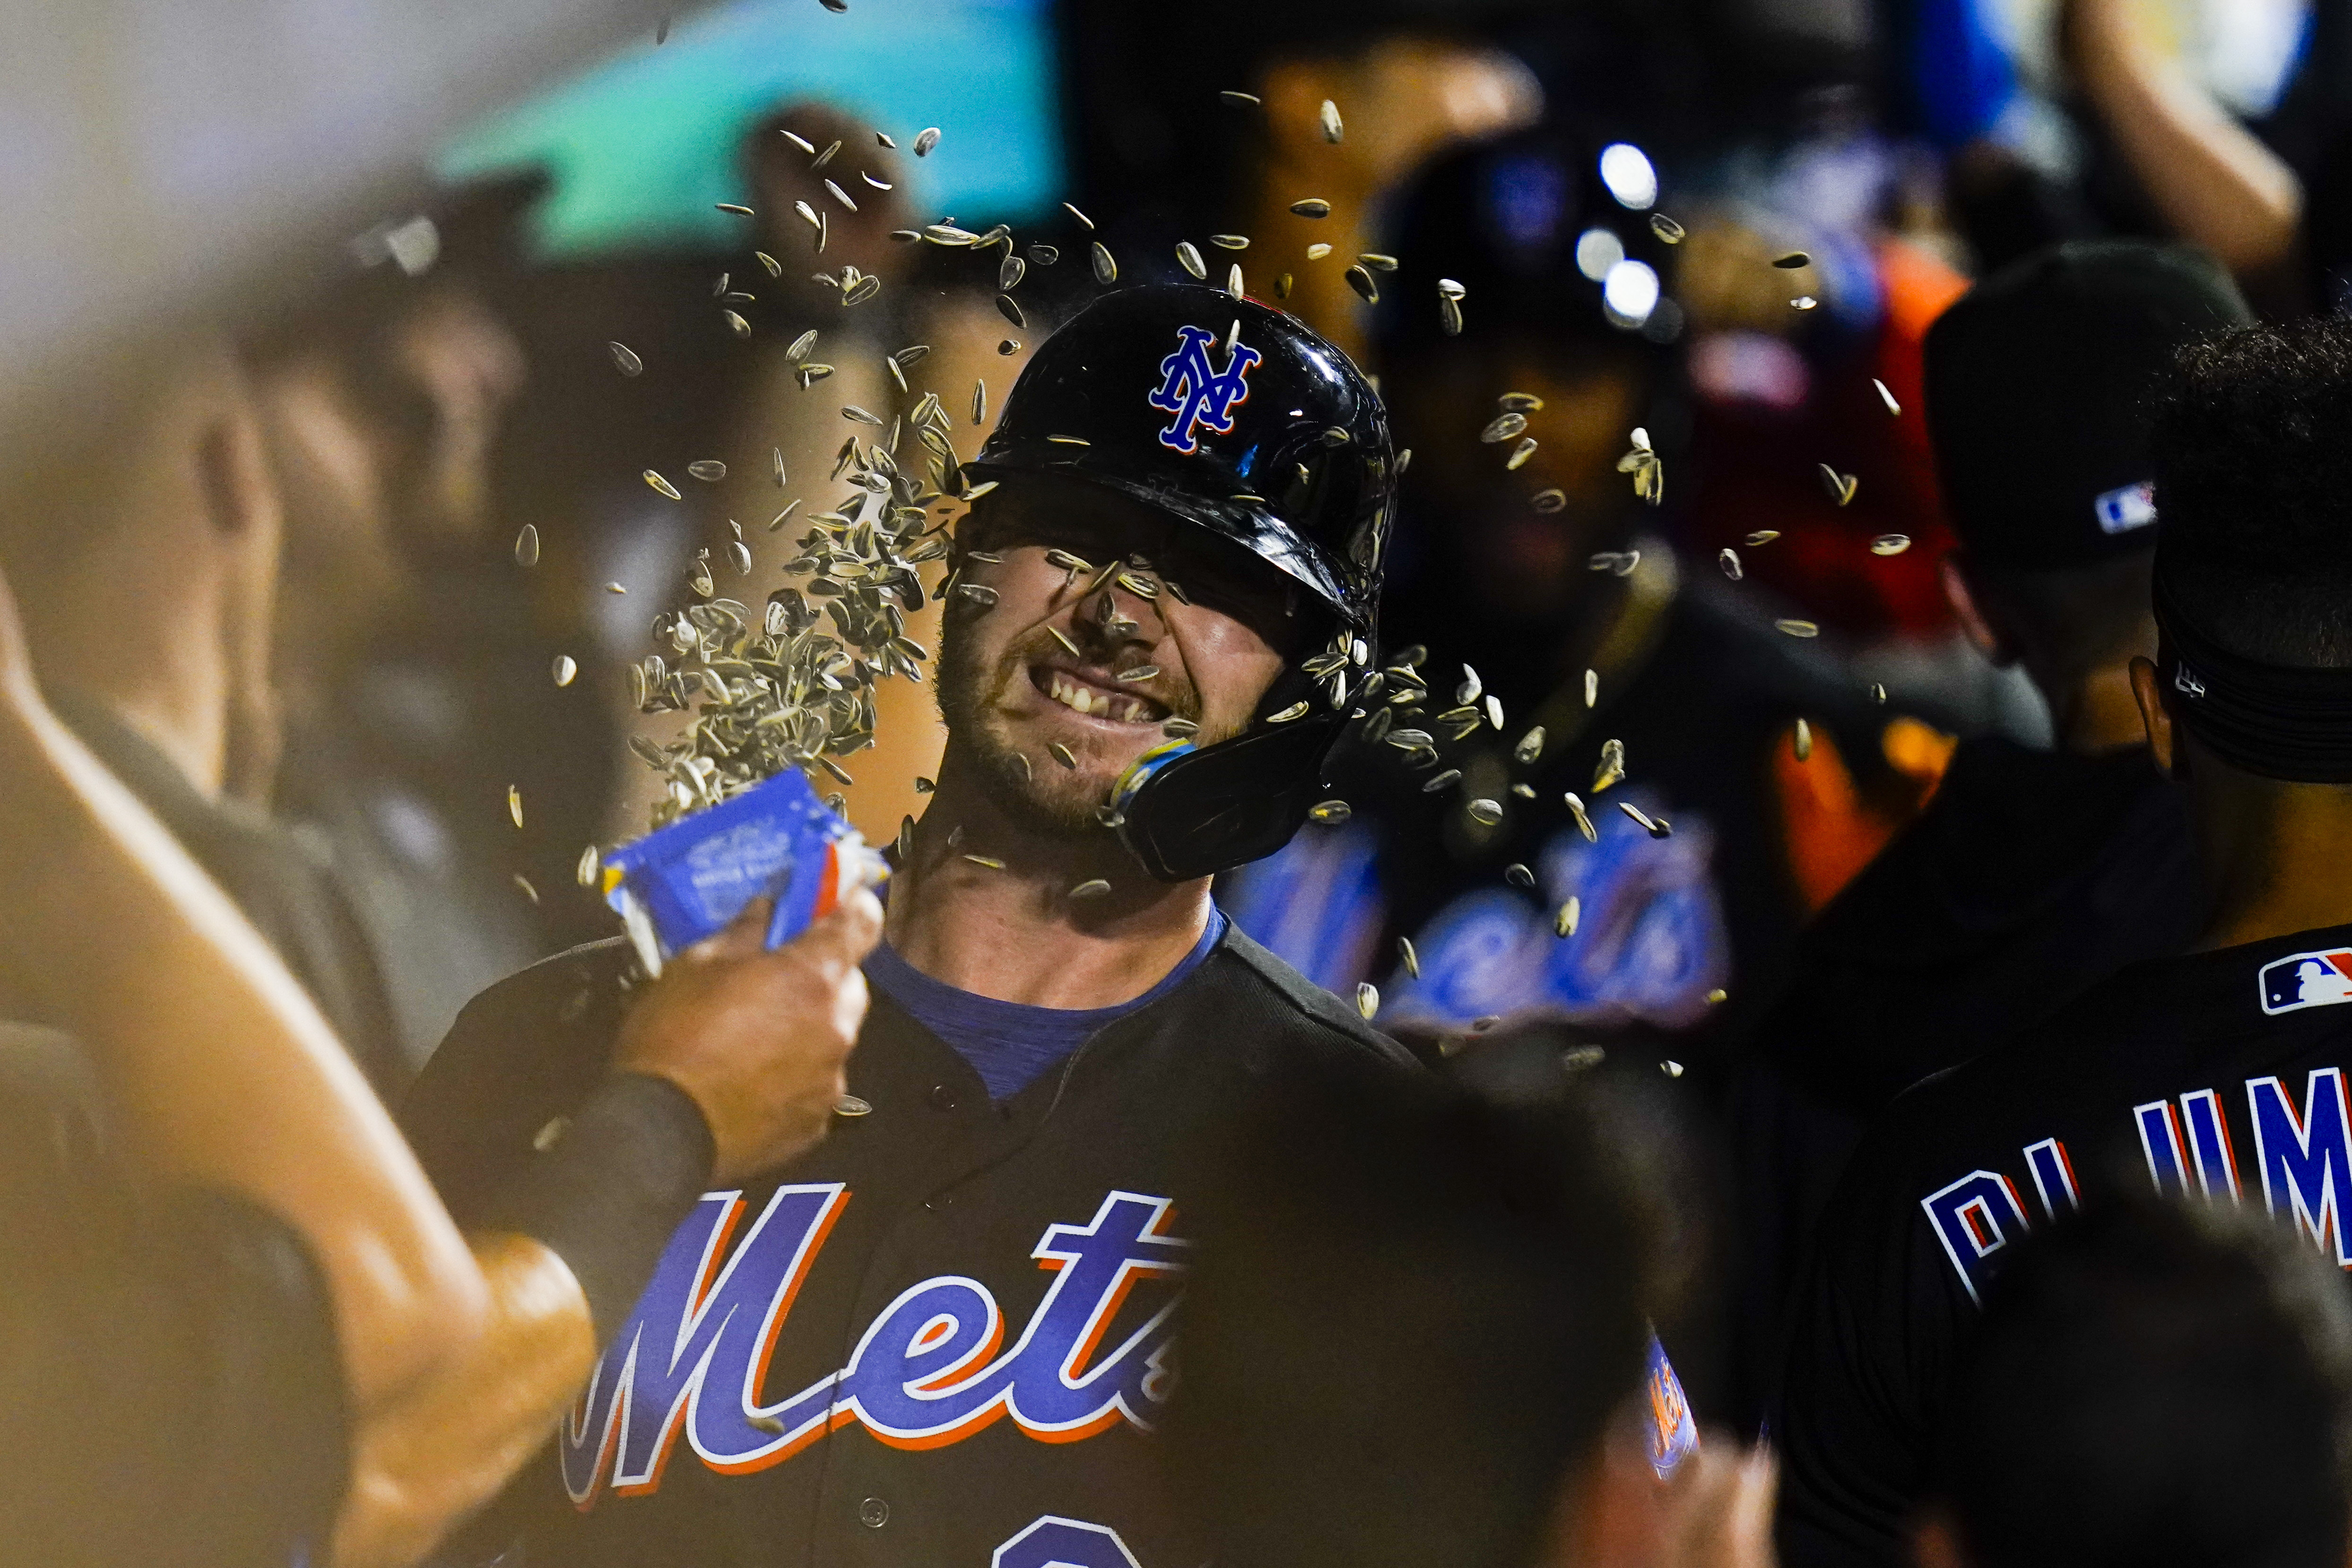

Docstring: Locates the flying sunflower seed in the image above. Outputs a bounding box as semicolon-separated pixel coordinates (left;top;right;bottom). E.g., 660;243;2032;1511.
1268;701;1310;722
577;843;602;886
841;406;884;426
1085;242;1117;286
1594;738;1626;793
514;524;540;566
1439;294;1464;336
552;654;577;687
781;129;816;153
1485;694;1504;730
1481;412;1528;443
1309;799;1351;824
812;139;842;169
1791;295;1819;311
1064;200;1095;230
716;202;755;216
895;814;915;862
1423;768;1463;793
963;854;1006;869
1070;878;1112;899
1290;198;1332;218
972;380;988;426
513;873;539;904
1873;378;1901;416
1175;241;1206;279
1010;752;1032;783
606;580;627;594
956;582;999;606
1345;264;1379;303
1794;717;1813;761
687;459;728;482
608;341;643;376
1649;213;1686;243
1504;863;1535;890
1818;463;1852;504
1532;488;1567;513
1773;251;1811;269
1498;392;1545;412
1351;980;1380;1021
1028;243;1060;267
1303;243;1334;263
914;127;941;156
1436;277;1467;300
1719;547;1742;580
723;310;751;338
726;541;752;575
1163;717;1200;738
1775;618;1820;638
997;293;1025;328
1319;99;1344;143
1221;89;1260;105
1585;668;1598;707
507;784;524;828
1871;682;1887;704
861;171;892;191
1515;726;1545;764
999;252;1026;291
1047;626;1083;658
1506;437;1537;471
1619;800;1671;837
1225;262;1244;295
1553;896;1585;939
1467;798;1504;826
1870;534;1910;555
1746;529;1780;546
1117;665;1161;682
1049;742;1078;770
1564;791;1597;842
1357;252;1398;272
1512;783;1537;799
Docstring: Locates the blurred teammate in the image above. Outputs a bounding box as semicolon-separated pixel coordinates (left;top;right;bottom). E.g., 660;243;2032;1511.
1918;1195;2352;1568
402;285;1417;1567
1776;313;2352;1566
1731;241;2248;1415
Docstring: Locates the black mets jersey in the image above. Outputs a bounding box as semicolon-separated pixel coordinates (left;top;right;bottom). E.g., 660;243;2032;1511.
1774;921;2352;1568
402;923;1414;1568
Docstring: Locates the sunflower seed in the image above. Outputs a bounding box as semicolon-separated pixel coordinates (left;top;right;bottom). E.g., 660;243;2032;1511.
924;223;979;246
606;580;628;594
1776;618;1820;638
1514;726;1545;764
552;654;577;687
1595;738;1625;792
895;814;916;862
1870;533;1910;555
1496;862;1533;892
1498;392;1545;412
1773;251;1811;269
1871;682;1887;703
1649;212;1686;243
1423;768;1462;793
861;171;892;191
915;127;942;156
1819;464;1857;505
507;784;524;828
1290;198;1332;218
1220;89;1260;104
1081;241;1117;286
1556;789;1595;842
512;872;540;905
723;310;751;338
1070;878;1113;899
1873;378;1901;416
1116;665;1161;683
841;406;884;426
1746;529;1780;546
963;854;1006;869
1791;295;1818;310
812;139;842;169
1319;99;1343;142
781;129;816;153
999;253;1026;291
514;524;540;566
1794;717;1813;761
1304;243;1333;263
1532;488;1567;513
1439;294;1464;335
1268;701;1310;722
716;202;755;216
1506;437;1537;470
1467;798;1504;825
685;459;728;483
1719;547;1742;580
955;582;999;607
1010;751;1032;782
1345;265;1379;303
607;341;643;377
1555;897;1582;937
1585;668;1598;707
1174;241;1206;279
1357;253;1399;273
1308;799;1350;825
1619;800;1671;837
1344;981;1377;1021
1029;243;1059;265
1481;412;1528;443
972;380;988;425
997;293;1025;328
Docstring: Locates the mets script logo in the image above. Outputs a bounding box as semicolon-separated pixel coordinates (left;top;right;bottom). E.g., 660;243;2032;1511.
1146;325;1260;455
2260;949;2352;1014
560;1187;1185;1504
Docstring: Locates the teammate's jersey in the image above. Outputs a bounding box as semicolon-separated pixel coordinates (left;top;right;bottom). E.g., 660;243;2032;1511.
1774;920;2352;1568
401;923;1415;1568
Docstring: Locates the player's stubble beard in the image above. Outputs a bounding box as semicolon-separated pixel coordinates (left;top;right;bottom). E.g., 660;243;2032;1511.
934;609;1209;837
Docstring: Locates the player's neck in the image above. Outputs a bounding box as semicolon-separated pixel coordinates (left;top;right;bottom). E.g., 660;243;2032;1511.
2190;765;2352;952
885;763;1215;1009
2047;661;2151;754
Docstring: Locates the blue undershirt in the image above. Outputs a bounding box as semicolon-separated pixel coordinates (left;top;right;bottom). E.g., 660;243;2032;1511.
863;907;1228;1102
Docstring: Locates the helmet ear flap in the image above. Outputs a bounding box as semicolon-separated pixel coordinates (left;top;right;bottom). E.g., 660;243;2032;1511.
1115;714;1345;882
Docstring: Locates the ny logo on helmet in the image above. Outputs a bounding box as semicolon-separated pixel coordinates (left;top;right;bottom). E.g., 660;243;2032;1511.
1146;325;1262;456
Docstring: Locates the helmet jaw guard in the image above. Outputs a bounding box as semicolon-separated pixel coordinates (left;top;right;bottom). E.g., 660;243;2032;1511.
964;284;1391;883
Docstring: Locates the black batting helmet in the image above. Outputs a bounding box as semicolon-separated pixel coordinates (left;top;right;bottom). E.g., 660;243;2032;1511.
963;283;1395;881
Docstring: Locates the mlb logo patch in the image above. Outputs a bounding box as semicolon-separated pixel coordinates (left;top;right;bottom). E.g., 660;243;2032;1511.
2093;481;2157;535
2259;949;2352;1015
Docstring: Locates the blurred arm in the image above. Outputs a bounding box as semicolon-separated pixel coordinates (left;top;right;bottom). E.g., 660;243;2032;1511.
2066;0;2303;276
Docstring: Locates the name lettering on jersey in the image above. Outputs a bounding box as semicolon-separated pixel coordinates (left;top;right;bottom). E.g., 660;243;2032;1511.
1922;1069;2352;1299
994;1515;1143;1568
2259;949;2352;1014
560;1187;1188;1505
1146;325;1260;456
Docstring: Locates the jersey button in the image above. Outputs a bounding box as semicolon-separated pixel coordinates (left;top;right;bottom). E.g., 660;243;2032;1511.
929;1083;960;1112
858;1497;889;1530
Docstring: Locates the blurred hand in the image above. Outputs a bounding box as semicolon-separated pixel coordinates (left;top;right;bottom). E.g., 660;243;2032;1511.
614;889;882;1181
1659;1439;1779;1568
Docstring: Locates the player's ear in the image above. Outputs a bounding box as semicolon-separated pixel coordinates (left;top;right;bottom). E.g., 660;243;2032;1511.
1939;554;2012;666
2129;655;2181;779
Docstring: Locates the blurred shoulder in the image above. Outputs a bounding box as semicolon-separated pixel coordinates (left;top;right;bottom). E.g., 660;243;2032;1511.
1207;922;1423;1073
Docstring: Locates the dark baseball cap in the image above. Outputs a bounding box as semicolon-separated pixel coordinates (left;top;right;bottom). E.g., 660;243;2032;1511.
1925;240;2252;569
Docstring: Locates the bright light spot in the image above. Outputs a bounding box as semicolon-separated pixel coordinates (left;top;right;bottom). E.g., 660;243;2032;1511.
1603;259;1660;328
1598;143;1658;210
1574;226;1625;281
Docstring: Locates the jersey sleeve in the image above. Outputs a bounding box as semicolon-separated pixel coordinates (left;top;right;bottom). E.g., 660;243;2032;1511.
1771;1114;1980;1568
